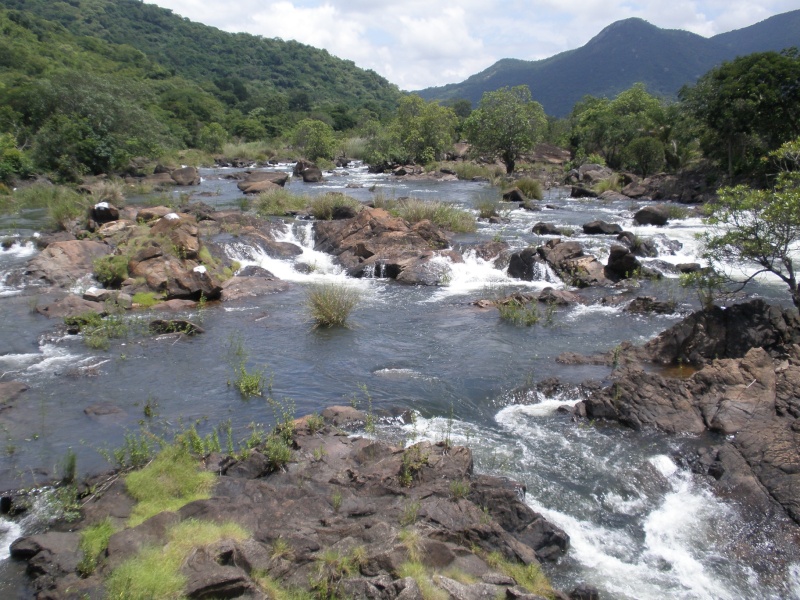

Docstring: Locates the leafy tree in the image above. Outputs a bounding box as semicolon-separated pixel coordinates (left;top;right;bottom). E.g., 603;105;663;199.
391;95;457;164
568;84;666;170
293;119;336;161
701;137;800;307
680;50;800;179
624;137;665;178
0;133;33;183
463;85;547;173
198;123;227;153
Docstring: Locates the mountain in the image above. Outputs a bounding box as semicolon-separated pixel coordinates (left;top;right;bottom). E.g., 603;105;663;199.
417;11;800;117
0;0;401;114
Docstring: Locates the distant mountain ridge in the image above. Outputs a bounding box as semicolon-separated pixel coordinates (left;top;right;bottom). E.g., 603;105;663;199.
417;11;800;117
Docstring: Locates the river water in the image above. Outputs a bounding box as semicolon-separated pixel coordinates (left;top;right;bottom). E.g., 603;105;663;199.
0;163;798;599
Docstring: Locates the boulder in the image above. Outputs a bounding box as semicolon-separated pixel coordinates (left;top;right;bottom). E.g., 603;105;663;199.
538;239;611;287
36;294;105;319
150;213;201;260
0;381;28;409
570;186;597;198
149;319;204;335
220;276;290;302
237;179;281;195
633;205;669;226
91;202;120;224
616;231;658;257
136;206;174;222
301;166;324;183
508;249;549;282
532;222;564;236
171;166;200;186
605;245;642;280
502;188;526;203
582;220;622;235
625;296;676;315
26;240;111;287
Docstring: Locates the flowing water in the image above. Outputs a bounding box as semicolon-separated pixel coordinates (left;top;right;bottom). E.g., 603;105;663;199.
0;163;798;598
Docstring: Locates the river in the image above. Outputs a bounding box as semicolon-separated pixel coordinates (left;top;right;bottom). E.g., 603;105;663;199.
0;163;798;598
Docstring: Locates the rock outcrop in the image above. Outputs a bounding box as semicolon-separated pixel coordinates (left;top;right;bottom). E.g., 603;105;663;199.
313;207;457;285
10;413;570;599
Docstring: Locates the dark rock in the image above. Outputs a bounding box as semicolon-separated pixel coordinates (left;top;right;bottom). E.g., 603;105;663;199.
0;381;28;408
570;186;598;198
91;201;120;224
331;205;359;220
605;245;642;280
570;586;600;600
508;248;548;282
302;166;324;183
37;294;104;319
84;402;127;420
633;205;669;226
616;231;658;257
538;239;611;287
625;296;676;315
677;262;702;273
503;188;527;203
583;220;622;235
532;222;563;236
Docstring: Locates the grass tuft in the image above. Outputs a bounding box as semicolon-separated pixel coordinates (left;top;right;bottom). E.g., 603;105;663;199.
256;188;309;216
391;197;476;233
124;444;216;527
513;177;543;200
77;518;116;576
497;299;540;326
306;282;361;328
309;193;362;220
484;551;553;597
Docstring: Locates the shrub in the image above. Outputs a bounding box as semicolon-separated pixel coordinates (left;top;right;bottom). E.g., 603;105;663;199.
256;188;309;216
475;198;500;218
497;299;540;326
77;518;116;576
93;254;129;287
594;175;621;194
90;179;126;206
264;435;292;472
514;177;543;200
306;282;361;328
309;193;362;220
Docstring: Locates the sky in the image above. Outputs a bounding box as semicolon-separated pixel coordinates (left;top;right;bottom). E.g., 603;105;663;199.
146;1;798;91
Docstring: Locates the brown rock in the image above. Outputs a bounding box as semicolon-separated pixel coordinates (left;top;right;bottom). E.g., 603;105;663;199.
171;166;201;186
27;240;111;287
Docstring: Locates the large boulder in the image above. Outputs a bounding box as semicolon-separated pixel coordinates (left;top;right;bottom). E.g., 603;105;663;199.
150;213;201;259
301;166;324;183
313;207;456;285
237;171;289;194
582;220;622;235
171;166;200;186
537;239;611;287
633;205;669;226
605;245;642;280
26;240;111;288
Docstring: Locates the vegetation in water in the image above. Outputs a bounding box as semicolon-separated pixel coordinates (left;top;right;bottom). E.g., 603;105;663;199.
306;282;361;328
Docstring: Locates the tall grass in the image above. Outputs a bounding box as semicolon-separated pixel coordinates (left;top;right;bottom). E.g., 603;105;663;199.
256;188;310;216
306;282;361;328
475;198;501;219
438;161;505;181
222;140;279;162
309;193;362;220
339;136;368;160
6;184;91;229
514;177;543;200
105;519;248;599
90;179;126;206
392;198;477;233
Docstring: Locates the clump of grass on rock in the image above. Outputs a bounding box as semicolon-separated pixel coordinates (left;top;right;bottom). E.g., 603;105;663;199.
513;177;543;200
306;282;361;328
257;188;309;216
391;197;476;233
309;193;362;220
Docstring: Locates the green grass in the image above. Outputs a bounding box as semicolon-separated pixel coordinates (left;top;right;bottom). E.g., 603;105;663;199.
256;188;310;216
396;561;448;600
594;175;621;194
497;299;541;326
484;551;553;597
90;179;126;206
475;198;501;219
132;291;162;308
391;198;477;233
252;571;314;600
437;161;505;181
124;444;216;527
93;254;129;287
5;184;91;229
106;519;248;599
77;518;116;576
222;140;281;162
309;193;362;220
511;177;543;200
306;282;361;328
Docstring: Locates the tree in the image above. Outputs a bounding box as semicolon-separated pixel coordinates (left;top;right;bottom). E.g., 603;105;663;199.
293;119;336;161
463;85;547;173
624;137;664;178
391;95;457;164
701;137;800;307
198;123;228;153
680;50;800;179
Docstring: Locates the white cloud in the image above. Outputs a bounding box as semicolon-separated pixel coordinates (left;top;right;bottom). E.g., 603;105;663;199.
146;1;797;90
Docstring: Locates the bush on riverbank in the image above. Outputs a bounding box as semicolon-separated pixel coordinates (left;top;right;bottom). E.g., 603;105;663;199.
374;196;477;233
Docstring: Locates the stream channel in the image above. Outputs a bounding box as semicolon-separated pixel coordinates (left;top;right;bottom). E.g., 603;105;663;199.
0;163;798;599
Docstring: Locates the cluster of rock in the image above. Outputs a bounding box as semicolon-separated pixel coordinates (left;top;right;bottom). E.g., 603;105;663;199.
8;407;595;600
557;300;800;527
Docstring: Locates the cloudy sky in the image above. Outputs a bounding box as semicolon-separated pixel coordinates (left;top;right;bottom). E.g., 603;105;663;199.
146;1;797;91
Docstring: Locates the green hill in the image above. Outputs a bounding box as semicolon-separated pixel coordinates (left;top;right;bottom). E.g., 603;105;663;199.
417;11;800;117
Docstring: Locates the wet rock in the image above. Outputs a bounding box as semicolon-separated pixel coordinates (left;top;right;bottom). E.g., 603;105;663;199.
532;222;564;236
26;240;111;288
625;296;676;314
84;402;127;422
633;205;669;226
91;201;120;224
508;248;547;282
570;586;601;600
616;231;658;257
538;239;610;287
220;276;290;302
302;166;324;183
582;220;622;235
0;381;28;408
605;245;642;280
36;294;105;319
570;186;597;198
503;188;527;203
677;262;702;273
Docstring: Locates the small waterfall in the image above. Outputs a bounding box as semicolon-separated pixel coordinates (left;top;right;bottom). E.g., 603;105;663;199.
362;261;387;279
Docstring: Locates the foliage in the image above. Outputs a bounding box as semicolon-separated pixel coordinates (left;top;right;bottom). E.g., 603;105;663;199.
0;133;33;183
475;198;500;219
132;291;162;308
264;434;293;472
293;119;337;161
624;136;665;178
680;49;800;178
226;333;268;398
391;95;458;164
197;122;228;153
7;184;90;229
309;193;362;220
463;85;547;173
399;444;429;487
306;282;361;328
449;479;470;500
124;444;216;527
93;254;129;287
396;561;448;600
106;519;247;600
436;161;505;181
700;137;800;307
568;83;667;171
